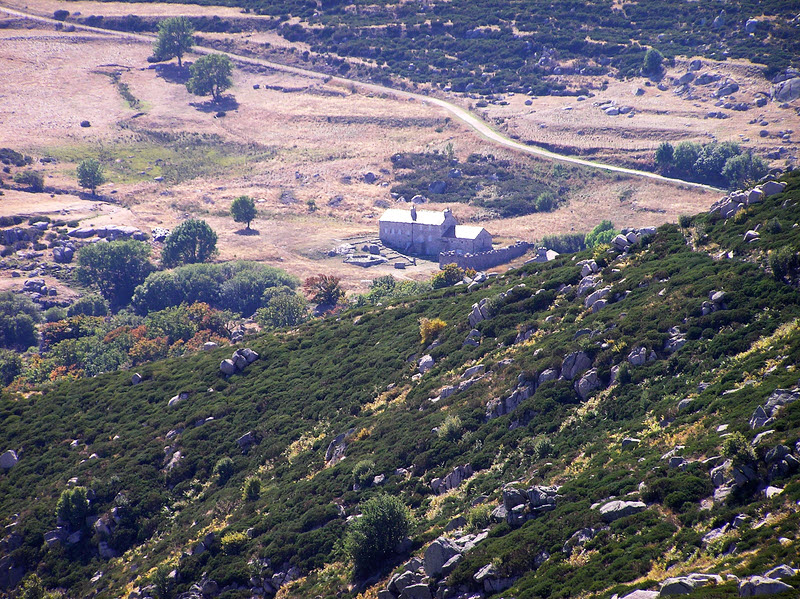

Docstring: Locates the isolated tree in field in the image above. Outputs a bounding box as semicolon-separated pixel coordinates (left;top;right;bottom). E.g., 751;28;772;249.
153;16;194;68
303;274;344;307
642;47;664;76
231;195;257;230
186;54;233;102
161;219;218;267
76;240;154;309
77;158;105;196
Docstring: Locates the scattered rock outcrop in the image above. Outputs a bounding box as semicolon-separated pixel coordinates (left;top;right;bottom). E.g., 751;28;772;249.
750;388;799;429
430;464;473;495
220;348;259;376
710;181;787;220
492;484;559;527
596;499;646;522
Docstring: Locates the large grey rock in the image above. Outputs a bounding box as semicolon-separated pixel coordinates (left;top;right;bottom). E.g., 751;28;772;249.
220;359;237;375
660;577;696;595
389;570;424;595
760;181;787;197
0;450;18;469
598;500;646;522
619;591;659;599
764;565;797;580
418;355;435;374
400;583;432;599
240;348;259;364
561;351;592;380
772;77;800;103
232;352;248;371
462;364;485;379
325;433;347;464
738;576;794;596
750;405;769;429
424;537;461;577
575;369;600;400
628;346;647;367
538;368;559;385
764;388;799;416
585;286;611;309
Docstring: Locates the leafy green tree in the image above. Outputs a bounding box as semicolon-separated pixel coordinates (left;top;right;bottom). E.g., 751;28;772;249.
161;219;218;268
76;240;153;309
67;294;108;317
585;220;619;248
303;274;344;307
655;142;674;169
254;292;308;329
153;16;194;68
345;494;411;576
186;54;233;102
0;349;22;386
672;142;701;176
642;47;664;76
77;158;105;196
56;486;89;530
231;195;257;230
0;291;41;350
13;170;44;192
721;152;768;189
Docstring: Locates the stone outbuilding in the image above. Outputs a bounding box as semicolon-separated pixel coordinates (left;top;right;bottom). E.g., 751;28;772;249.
379;207;492;256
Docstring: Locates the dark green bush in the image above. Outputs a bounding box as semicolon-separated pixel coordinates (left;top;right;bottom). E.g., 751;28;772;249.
344;494;411;576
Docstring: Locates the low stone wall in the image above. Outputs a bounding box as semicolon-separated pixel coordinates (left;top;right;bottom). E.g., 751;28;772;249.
439;242;531;270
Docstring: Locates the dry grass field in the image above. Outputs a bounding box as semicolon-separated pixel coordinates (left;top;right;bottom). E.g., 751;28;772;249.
6;0;791;297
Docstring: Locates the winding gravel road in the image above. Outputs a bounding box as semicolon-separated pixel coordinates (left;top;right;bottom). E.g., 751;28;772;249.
1;4;723;192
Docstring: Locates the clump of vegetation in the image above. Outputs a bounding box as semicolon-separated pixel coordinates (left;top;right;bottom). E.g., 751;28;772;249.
541;233;585;254
55;487;89;530
438;414;463;442
585;220;619;248
13;170;44;192
242;476;262;501
419;317;447;345
161;219;218;268
76;240;153;309
214;457;235;484
466;504;492;533
352;459;376;487
221;531;249;555
0;291;41;350
722;432;757;466
303;274;344;308
345;494;412;577
654;141;768;189
431;264;465;289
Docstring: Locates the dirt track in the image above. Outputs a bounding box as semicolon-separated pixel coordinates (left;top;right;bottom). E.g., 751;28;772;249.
0;4;727;191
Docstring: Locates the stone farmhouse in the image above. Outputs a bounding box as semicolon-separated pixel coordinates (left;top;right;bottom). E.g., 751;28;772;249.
379;207;492;256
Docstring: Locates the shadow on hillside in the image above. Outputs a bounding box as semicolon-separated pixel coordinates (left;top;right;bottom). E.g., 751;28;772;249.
235;228;259;236
151;63;191;84
189;95;239;114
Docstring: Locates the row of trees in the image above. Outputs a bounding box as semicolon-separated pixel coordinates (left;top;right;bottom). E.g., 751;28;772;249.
655;141;768;189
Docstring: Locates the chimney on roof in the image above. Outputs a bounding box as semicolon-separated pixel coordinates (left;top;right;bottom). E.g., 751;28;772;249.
411;205;417;221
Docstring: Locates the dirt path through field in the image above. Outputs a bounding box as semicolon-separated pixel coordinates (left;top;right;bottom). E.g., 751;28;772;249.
0;4;725;192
